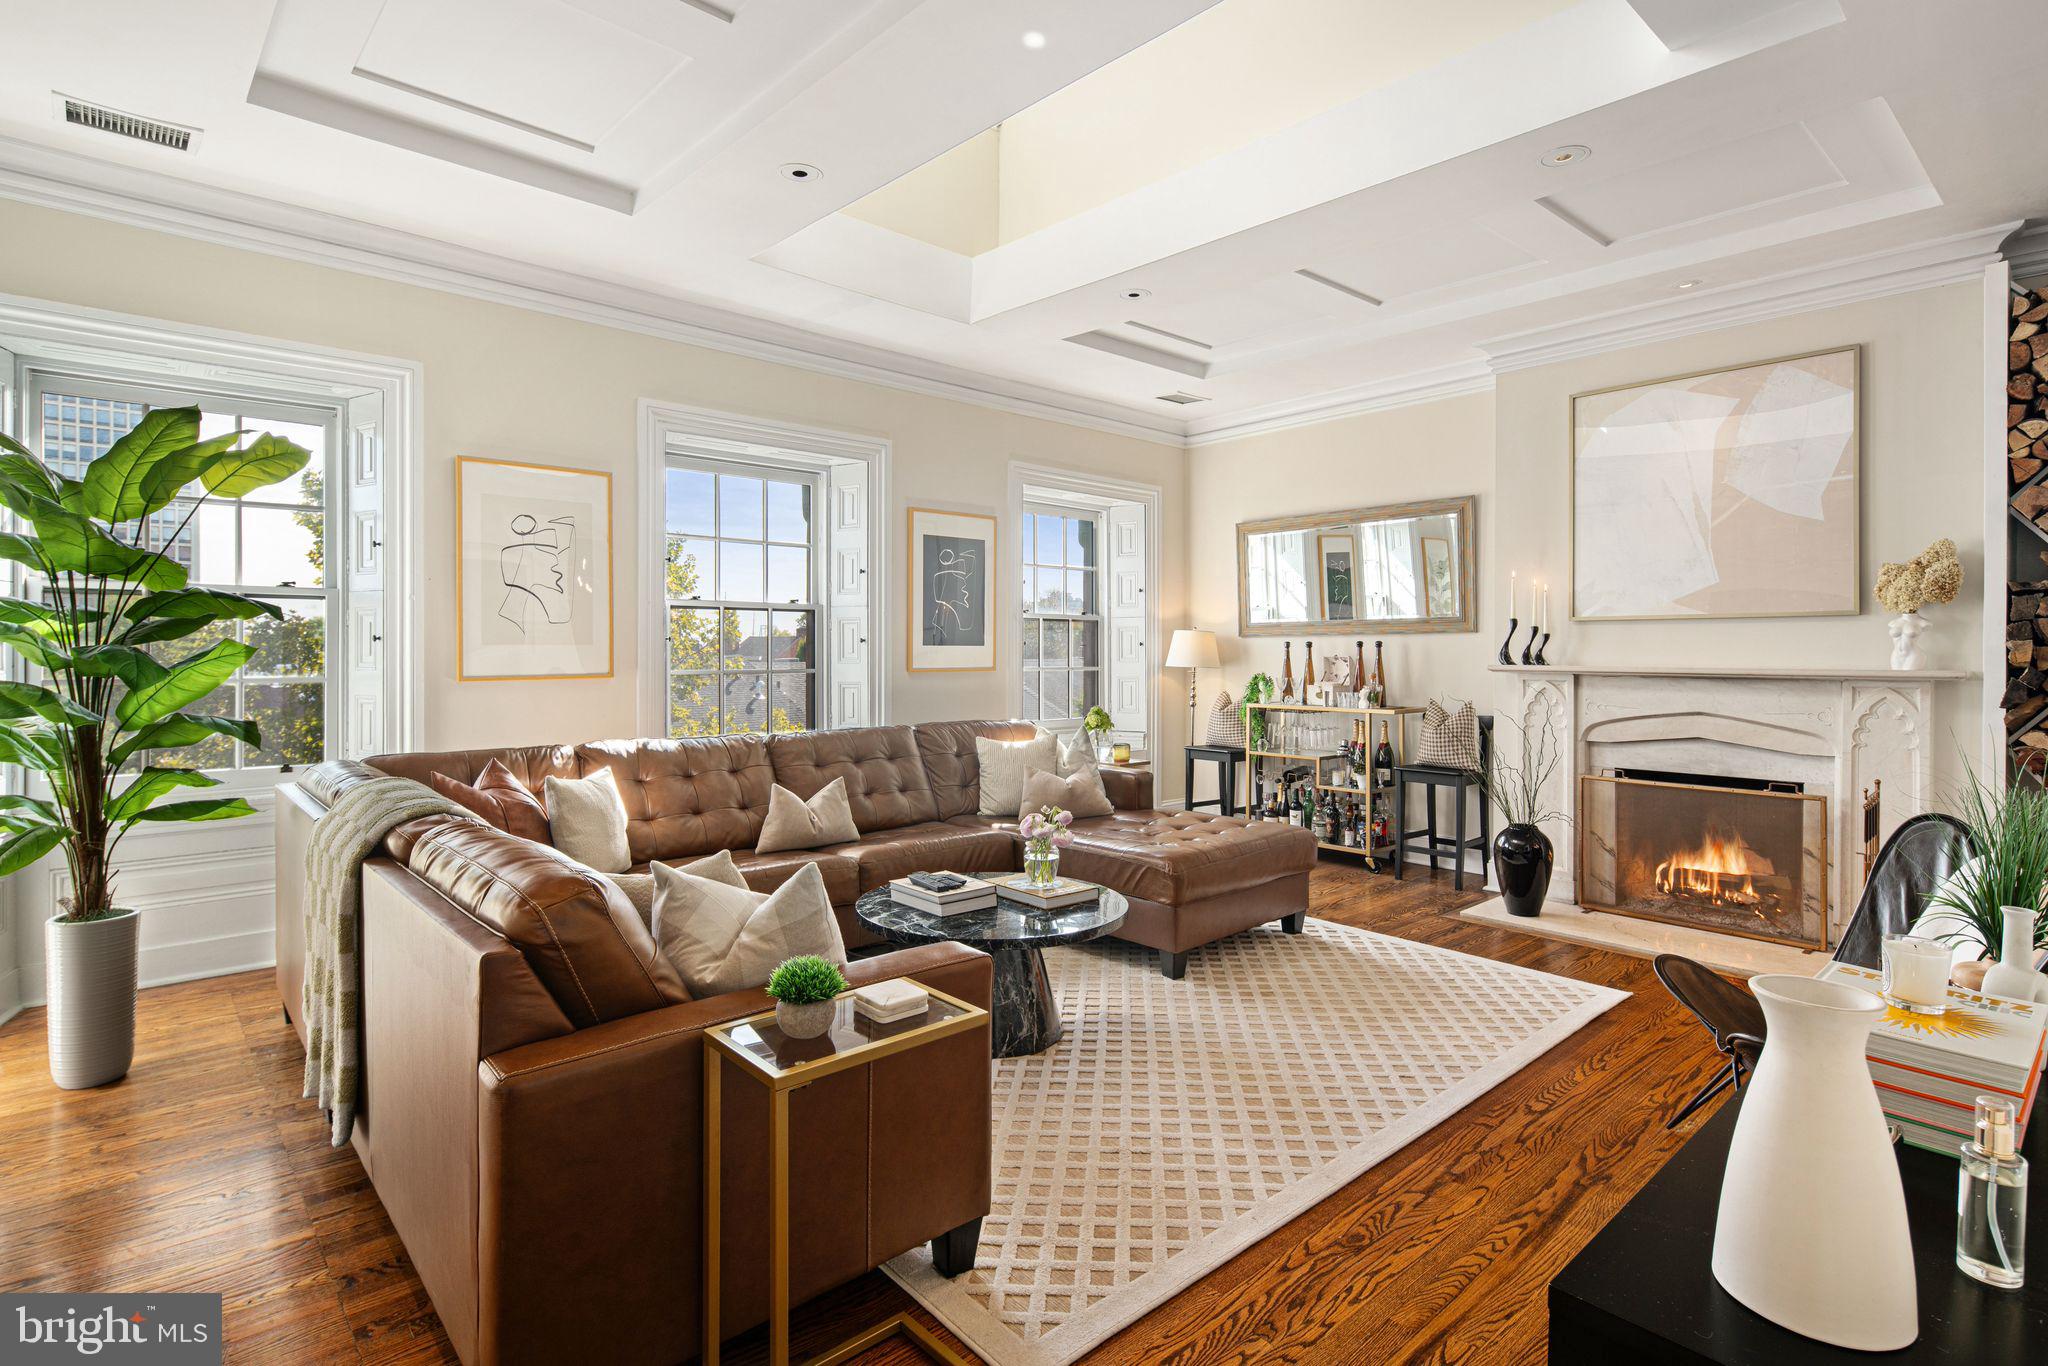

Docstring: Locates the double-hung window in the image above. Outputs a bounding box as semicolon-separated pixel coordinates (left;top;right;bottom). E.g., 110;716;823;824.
1019;504;1101;730
25;378;335;777
663;457;819;736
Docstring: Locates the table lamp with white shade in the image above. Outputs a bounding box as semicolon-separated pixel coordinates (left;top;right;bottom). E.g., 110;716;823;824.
1164;628;1221;746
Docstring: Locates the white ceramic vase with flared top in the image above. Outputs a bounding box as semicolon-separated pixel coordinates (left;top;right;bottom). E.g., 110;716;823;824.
1981;906;2047;1004
1711;974;1917;1351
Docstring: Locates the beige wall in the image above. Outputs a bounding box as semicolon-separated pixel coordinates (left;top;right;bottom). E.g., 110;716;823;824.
1494;282;1986;787
0;197;1192;788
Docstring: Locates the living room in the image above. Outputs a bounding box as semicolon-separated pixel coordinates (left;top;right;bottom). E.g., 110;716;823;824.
1;1;2044;1363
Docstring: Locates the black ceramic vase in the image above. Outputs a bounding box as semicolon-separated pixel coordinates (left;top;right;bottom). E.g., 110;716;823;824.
1492;823;1554;917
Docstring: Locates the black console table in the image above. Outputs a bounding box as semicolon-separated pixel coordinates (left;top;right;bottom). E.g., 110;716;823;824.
1551;1096;2046;1363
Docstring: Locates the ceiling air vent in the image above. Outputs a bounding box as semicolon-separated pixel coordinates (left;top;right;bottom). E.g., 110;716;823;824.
1156;392;1209;405
59;96;198;152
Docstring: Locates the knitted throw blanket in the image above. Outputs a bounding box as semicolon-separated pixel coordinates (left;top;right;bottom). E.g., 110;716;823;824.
298;761;477;1146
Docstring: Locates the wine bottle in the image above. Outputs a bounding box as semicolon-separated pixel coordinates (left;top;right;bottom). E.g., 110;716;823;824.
1367;640;1386;707
1304;641;1316;689
1355;640;1367;696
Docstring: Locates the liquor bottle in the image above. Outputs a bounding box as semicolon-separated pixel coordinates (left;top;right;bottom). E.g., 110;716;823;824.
1374;720;1395;788
1355;640;1367;695
1367;640;1387;708
1288;782;1303;827
1958;1095;2027;1288
1280;642;1295;701
1304;641;1316;690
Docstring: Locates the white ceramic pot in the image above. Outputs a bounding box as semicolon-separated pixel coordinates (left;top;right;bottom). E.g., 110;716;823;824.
775;999;836;1040
45;909;139;1089
1887;611;1926;670
1711;974;1916;1351
1982;906;2048;1003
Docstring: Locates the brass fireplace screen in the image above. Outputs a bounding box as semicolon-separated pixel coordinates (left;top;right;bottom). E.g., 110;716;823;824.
1578;774;1828;951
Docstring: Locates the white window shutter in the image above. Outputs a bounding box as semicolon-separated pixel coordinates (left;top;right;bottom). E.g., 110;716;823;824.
0;346;19;609
825;460;874;729
342;390;384;760
1107;501;1148;750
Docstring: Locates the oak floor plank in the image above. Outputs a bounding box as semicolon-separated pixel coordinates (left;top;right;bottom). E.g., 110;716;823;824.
0;863;1723;1364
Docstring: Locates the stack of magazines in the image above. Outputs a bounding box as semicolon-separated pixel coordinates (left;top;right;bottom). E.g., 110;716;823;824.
987;873;1100;910
888;873;996;915
1818;962;2047;1157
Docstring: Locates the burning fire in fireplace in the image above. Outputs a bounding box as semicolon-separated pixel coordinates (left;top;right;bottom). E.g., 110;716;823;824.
1653;825;1782;915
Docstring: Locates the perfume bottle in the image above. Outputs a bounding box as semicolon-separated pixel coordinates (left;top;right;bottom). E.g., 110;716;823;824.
1957;1094;2028;1289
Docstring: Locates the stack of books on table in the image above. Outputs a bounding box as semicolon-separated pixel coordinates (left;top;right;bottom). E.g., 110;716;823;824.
851;978;930;1025
986;874;1100;910
888;874;996;915
1817;962;2047;1158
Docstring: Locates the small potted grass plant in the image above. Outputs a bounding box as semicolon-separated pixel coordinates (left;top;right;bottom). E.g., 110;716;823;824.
1927;758;2048;999
766;955;848;1039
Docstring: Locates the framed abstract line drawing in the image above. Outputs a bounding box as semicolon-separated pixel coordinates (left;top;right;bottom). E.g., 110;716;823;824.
1421;535;1457;618
907;507;996;672
1571;346;1860;621
458;457;614;680
1316;533;1355;621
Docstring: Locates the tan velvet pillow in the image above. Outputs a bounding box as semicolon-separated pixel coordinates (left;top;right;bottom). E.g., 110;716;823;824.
649;859;848;998
1020;764;1114;820
756;777;859;854
544;768;632;873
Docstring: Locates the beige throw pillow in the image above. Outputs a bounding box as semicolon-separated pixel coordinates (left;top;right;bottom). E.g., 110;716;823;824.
649;859;847;998
1021;765;1114;820
977;734;1058;816
608;848;748;928
1036;726;1097;777
544;768;632;873
756;777;860;854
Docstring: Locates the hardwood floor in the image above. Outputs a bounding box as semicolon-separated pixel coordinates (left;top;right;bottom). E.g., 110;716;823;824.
0;863;1728;1364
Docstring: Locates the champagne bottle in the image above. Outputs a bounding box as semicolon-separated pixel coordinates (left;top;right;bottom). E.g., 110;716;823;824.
1374;720;1394;787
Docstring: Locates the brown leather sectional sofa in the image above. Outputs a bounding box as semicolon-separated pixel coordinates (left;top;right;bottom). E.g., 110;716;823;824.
275;719;1312;1366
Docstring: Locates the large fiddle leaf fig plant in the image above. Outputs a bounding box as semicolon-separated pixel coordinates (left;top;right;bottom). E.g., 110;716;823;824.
0;408;310;921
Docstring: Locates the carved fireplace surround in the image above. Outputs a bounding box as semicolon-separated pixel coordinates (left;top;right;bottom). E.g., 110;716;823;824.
1489;663;1969;957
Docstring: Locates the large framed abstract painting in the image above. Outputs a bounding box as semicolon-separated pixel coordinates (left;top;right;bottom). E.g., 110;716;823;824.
458;457;613;680
907;506;996;672
1571;346;1860;621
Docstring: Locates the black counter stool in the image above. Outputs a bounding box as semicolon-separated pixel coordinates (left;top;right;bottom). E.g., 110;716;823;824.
1392;715;1492;890
1183;744;1243;817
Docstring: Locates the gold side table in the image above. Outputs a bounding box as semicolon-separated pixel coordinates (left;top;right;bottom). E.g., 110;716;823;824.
703;980;987;1366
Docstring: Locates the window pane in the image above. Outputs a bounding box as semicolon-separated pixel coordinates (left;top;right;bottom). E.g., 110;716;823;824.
723;672;769;732
247;682;324;767
1042;670;1070;720
1071;517;1095;569
666;467;716;537
766;544;809;603
769;611;813;670
669;671;720;738
722;609;767;671
1032;568;1063;613
143;617;237;672
1075;670;1099;715
1041;621;1069;666
1034;514;1061;567
241;506;324;588
155;501;236;584
1022;670;1040;720
245;600;325;677
158;704;237;771
249;418;326;505
666;536;714;599
39;393;145;479
766;481;811;544
1021;618;1040;663
719;475;764;539
768;673;812;733
1066;569;1089;616
670;607;722;673
718;541;764;601
1076;621;1099;667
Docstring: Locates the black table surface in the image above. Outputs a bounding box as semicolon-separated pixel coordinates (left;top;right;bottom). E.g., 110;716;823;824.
852;886;1128;951
1550;1095;2046;1364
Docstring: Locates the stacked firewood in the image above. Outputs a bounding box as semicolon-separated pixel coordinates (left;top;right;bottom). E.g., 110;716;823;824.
2006;283;2048;752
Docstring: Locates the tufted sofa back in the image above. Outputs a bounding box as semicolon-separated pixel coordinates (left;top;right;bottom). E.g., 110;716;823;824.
765;726;938;833
912;719;1040;819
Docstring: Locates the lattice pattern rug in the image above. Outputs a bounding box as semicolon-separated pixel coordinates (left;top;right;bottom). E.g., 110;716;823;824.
884;919;1627;1365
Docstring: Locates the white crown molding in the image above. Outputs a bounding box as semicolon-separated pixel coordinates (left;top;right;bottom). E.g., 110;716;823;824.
0;138;1188;447
1477;221;2025;373
1181;360;1495;447
2006;222;2048;283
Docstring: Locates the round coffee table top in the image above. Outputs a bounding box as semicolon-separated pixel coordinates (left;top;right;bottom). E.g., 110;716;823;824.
854;884;1128;952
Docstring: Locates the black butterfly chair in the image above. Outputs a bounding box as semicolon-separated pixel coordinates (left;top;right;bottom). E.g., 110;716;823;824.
1652;954;1767;1130
1832;812;1976;969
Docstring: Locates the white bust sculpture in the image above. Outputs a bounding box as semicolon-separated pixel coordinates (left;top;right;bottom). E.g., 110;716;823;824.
1887;611;1926;671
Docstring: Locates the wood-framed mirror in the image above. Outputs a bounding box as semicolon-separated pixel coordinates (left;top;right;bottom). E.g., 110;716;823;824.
1236;495;1477;636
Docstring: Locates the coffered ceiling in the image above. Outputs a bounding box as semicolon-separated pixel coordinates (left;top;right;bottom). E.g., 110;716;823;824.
0;0;2041;445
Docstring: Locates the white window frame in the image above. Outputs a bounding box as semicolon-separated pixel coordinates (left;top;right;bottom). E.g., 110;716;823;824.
636;400;887;736
16;366;342;790
1019;500;1104;735
662;451;823;736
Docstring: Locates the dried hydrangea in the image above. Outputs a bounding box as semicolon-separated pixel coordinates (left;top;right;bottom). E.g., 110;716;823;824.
1874;538;1964;614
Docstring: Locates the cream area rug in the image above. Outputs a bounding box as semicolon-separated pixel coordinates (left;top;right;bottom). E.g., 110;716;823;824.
884;919;1627;1365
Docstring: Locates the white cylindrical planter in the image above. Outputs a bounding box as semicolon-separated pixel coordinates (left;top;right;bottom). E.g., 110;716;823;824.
45;910;139;1089
1711;974;1916;1351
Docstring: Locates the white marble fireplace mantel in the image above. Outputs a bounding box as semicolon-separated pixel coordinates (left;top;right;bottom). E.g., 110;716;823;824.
1487;661;1974;952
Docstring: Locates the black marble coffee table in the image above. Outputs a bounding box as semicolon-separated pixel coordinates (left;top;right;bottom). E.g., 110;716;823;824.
854;886;1127;1057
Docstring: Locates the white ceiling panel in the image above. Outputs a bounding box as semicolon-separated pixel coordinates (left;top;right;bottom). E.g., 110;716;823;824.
354;0;686;150
1134;289;1336;351
1304;223;1541;305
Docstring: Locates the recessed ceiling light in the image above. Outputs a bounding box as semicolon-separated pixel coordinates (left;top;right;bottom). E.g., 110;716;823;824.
1675;278;1703;290
1540;144;1591;168
778;163;821;183
1119;287;1151;301
1022;30;1048;50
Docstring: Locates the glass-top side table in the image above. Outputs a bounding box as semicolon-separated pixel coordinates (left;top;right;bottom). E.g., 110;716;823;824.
702;980;988;1366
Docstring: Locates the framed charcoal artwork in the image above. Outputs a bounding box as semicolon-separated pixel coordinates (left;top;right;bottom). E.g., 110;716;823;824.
458;456;614;680
907;506;996;672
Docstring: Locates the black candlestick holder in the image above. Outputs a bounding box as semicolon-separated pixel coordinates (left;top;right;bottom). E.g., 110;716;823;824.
1497;616;1519;666
1532;631;1550;665
1519;621;1543;665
